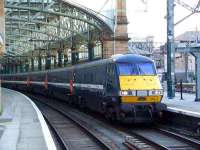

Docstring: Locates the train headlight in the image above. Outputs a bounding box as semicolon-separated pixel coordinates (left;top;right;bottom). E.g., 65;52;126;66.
120;91;128;96
149;90;163;95
120;90;136;96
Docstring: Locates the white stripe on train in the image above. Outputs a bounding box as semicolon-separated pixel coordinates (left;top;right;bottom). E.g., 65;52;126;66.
2;80;104;90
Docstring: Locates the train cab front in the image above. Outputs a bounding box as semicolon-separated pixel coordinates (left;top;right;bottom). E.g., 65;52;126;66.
116;60;166;123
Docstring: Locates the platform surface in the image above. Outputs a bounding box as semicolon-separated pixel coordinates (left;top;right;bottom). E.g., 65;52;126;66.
0;88;56;150
162;92;200;118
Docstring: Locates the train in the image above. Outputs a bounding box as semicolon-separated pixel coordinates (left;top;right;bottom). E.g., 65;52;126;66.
1;54;166;123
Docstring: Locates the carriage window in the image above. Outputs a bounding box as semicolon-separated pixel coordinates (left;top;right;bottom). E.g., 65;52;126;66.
117;63;156;75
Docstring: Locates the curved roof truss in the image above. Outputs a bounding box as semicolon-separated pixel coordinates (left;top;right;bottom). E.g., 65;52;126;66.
4;0;113;58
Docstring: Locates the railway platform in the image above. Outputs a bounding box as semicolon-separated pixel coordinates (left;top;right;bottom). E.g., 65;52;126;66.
162;92;200;118
0;88;56;150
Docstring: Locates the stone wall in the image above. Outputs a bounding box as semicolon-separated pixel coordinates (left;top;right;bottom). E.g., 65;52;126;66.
0;0;5;54
103;0;129;58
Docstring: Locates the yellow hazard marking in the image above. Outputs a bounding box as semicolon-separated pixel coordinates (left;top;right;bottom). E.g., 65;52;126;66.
119;75;162;90
121;96;162;103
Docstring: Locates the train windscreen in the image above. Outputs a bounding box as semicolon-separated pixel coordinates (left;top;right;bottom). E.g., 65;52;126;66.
117;63;156;75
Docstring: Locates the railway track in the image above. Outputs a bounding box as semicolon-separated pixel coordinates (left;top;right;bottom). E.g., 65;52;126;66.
28;93;200;150
35;100;119;150
31;95;128;150
125;127;200;150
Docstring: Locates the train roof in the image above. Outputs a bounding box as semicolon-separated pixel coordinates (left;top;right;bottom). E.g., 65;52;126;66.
111;54;153;63
1;54;154;77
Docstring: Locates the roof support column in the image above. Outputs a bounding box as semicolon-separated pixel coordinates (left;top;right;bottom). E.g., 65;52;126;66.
71;44;79;65
184;53;189;82
53;56;57;69
19;58;23;73
2;65;5;74
3;65;6;74
5;64;8;74
57;49;62;68
25;59;29;72
8;63;11;74
31;52;34;72
45;51;51;70
6;61;10;74
6;63;10;74
88;42;95;61
191;52;200;101
38;55;42;71
64;52;68;67
6;59;10;74
88;30;95;61
11;63;14;74
31;57;34;72
72;49;79;65
15;62;18;73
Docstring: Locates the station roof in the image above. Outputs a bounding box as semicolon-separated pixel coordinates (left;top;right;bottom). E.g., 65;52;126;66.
2;0;113;63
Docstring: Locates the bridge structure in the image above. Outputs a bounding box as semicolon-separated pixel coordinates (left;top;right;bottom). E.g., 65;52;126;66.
176;42;200;101
0;0;129;74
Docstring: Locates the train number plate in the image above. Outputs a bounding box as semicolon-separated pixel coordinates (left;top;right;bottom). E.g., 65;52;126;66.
138;97;146;101
137;90;147;96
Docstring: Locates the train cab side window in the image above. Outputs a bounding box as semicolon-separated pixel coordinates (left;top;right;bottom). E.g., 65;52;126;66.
107;64;114;76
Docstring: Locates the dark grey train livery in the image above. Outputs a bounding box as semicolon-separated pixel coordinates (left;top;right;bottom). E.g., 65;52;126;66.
1;54;166;123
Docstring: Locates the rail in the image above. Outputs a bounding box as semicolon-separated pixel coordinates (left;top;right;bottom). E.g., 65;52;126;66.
25;93;200;150
124;132;169;150
123;135;162;150
42;114;69;150
32;95;120;150
156;128;200;149
126;127;200;150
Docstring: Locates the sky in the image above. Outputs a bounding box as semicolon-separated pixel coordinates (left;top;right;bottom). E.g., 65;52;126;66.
70;0;200;44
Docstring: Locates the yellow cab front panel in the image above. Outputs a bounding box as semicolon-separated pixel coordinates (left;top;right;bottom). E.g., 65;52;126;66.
119;75;163;103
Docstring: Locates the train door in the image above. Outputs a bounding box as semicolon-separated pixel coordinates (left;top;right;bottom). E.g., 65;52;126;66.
105;63;118;96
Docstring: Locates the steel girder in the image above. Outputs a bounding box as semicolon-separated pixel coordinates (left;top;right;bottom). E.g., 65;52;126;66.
4;0;112;60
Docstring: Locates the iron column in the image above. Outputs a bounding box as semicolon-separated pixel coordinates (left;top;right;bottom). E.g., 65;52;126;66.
191;52;200;101
64;53;68;67
57;49;62;67
46;46;51;70
88;42;94;61
31;57;34;72
38;55;42;71
167;0;175;98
